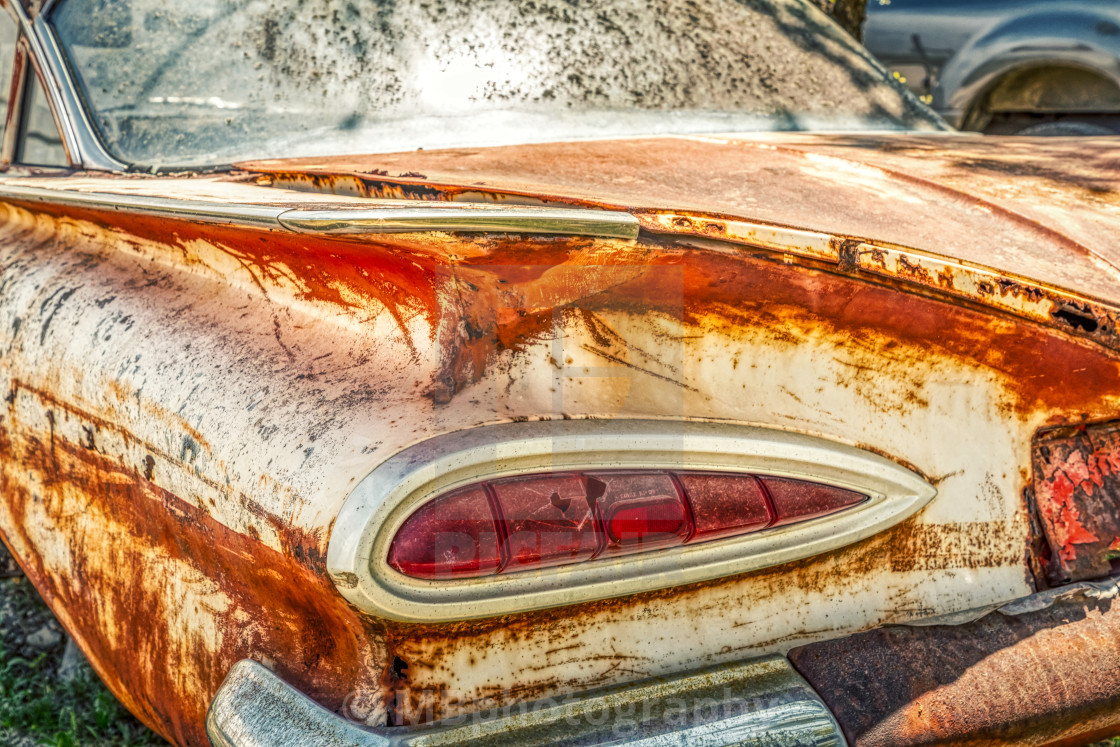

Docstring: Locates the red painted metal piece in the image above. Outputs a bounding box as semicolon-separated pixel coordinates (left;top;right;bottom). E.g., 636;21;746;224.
1031;421;1120;583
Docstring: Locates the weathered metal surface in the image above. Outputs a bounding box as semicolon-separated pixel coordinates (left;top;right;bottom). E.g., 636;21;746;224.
788;580;1120;746
240;132;1120;310
208;655;845;747
1;163;1120;743
1031;420;1120;583
643;217;1120;351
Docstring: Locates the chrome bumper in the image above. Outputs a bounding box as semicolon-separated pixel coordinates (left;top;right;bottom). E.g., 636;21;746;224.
206;654;846;747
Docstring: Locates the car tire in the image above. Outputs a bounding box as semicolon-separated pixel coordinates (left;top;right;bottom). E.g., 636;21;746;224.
1015;120;1117;136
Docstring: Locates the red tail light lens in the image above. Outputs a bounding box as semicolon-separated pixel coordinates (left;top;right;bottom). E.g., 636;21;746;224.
387;486;502;579
760;476;864;526
678;473;772;540
490;474;598;570
595;473;691;552
388;471;866;579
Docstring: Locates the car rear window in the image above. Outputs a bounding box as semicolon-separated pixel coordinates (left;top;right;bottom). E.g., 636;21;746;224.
49;0;946;168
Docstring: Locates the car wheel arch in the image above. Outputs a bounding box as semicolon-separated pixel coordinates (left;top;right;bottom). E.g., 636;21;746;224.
935;8;1120;129
959;60;1120;131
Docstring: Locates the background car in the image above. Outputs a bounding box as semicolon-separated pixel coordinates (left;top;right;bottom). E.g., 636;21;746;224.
864;0;1120;134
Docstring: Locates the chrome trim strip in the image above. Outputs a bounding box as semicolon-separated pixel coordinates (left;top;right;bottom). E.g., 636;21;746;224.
10;0;73;166
327;419;936;623
0;183;287;227
207;655;847;747
0;183;640;238
278;205;640;239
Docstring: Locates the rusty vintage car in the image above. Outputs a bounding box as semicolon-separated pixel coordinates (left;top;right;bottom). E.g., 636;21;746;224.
2;0;1120;745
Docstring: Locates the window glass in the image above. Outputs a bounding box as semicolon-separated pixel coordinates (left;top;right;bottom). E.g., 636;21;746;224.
0;10;16;147
17;71;67;166
49;0;945;169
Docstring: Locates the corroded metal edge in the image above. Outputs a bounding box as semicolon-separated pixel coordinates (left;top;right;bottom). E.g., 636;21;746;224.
207;655;846;747
327;419;935;623
0;183;640;239
640;211;1120;351
788;578;1120;747
1;180;1115;348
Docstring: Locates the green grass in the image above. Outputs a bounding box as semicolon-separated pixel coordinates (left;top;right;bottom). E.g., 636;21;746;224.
0;576;163;746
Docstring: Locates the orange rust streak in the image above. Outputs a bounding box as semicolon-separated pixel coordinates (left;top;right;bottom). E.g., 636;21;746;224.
9;199;447;348
0;420;386;746
8;379;327;571
12;377;213;456
380;517;1026;723
451;243;1120;415
5;199;1120;732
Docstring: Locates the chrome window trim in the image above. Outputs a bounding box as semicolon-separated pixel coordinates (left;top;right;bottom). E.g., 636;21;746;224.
327;419;937;622
8;0;76;166
0;183;641;239
1;6;23;165
20;0;126;170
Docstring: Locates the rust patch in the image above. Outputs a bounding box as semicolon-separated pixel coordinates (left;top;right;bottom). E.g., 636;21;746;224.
1;199;447;357
0;400;388;746
5;194;1120;733
832;236;861;271
1032;421;1120;583
378;516;1027;724
7;379;326;572
240;133;1120;314
789;588;1120;746
895;254;931;285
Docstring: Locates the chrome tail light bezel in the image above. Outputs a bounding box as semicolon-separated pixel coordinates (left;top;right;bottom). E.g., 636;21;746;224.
326;420;936;622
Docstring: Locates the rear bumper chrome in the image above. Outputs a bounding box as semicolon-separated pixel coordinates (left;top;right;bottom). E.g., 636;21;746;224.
206;654;846;747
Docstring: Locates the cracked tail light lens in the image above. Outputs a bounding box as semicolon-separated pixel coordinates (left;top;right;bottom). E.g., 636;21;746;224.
388;471;865;579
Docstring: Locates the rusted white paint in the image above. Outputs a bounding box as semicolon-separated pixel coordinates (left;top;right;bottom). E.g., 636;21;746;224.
0;172;1113;726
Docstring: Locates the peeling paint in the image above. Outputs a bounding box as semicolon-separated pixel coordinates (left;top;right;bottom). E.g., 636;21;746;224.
1032;421;1120;582
0;160;1119;741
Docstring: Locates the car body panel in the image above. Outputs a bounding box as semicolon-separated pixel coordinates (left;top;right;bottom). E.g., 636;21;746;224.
242;132;1120;311
3;131;1120;740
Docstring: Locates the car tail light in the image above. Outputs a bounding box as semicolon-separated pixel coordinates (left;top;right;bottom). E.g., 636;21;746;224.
761;476;865;526
388;471;865;579
490;474;598;571
386;486;502;578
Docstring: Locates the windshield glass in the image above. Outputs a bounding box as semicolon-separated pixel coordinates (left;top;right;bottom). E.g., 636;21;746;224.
50;0;946;168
